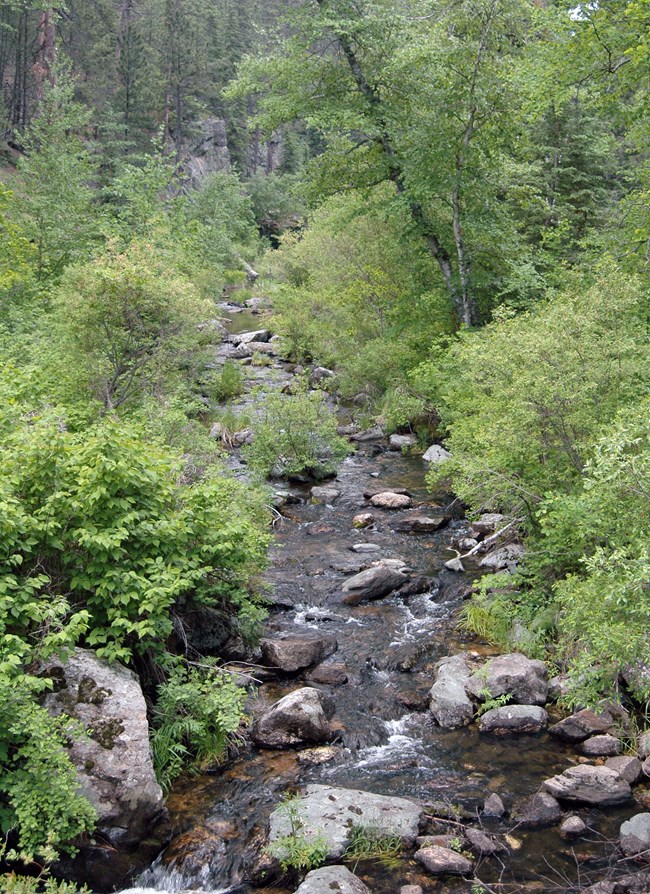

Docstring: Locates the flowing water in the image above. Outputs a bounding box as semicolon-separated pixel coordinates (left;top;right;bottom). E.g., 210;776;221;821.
126;304;643;894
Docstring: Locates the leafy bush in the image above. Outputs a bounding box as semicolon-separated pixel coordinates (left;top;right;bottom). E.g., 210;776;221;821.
151;663;247;792
245;386;351;479
208;361;246;403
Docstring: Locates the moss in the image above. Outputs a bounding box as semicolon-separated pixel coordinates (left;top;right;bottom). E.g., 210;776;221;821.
77;675;111;705
89;718;124;749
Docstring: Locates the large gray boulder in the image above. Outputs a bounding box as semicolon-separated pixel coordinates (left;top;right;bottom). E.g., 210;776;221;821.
341;565;408;605
44;649;170;891
294;867;370;894
260;635;338;673
479;544;524;572
467;653;548;706
429;655;474;729
542;764;632;806
369;492;412;510
231;328;271;345
269;785;422;860
478;705;548;735
620;813;650;857
252;688;333;748
422;445;451;464
580;735;621;757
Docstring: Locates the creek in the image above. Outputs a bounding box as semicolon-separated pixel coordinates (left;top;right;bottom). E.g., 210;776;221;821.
125;305;641;894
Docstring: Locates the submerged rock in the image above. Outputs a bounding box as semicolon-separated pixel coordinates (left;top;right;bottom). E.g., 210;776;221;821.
252;688;333;748
467;653;548;706
268;785;422;860
293;866;370;894
44;649;170;891
542;764;632;806
429;654;474;729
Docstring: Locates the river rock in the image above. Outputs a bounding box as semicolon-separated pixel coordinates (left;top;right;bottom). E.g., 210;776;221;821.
467;653;549;706
389;434;417;451
306;664;348;686
260;635;338;673
415;845;473;875
311;485;341;503
584;871;650;894
294;866;370;894
350;542;382;553
465;827;507;856
620;813;650;857
479;543;524;571
422;445;451;464
560;816;587;839
268;785;422;860
352;512;375;528
392;513;448;533
549;707;620;743
309;366;335;385
548;674;571;701
363;486;411;499
252;688;333;748
478;704;548;735
351;426;384;442
369;492;412;510
429;655;474;729
606;756;643;785
483;793;506;818
231;329;271;345
542;764;632;806
639;731;650;760
580;734;621;757
341;565;408;605
471;513;506;535
401;886;422;894
44;649;170;890
644;757;650;777
512;792;561;828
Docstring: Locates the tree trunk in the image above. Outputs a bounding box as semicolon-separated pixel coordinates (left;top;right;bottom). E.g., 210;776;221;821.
33;9;56;103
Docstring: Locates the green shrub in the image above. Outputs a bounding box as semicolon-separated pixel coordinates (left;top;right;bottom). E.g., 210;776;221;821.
266;796;328;874
151;663;247;792
245;386;351;479
209;361;246;403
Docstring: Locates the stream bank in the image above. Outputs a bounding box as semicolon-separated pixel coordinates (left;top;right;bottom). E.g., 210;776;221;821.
127;302;649;894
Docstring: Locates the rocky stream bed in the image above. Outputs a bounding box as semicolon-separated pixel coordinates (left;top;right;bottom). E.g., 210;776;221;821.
80;303;650;894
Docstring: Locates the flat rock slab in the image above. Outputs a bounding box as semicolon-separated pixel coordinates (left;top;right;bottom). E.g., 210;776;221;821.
415;845;473;875
542;764;632;806
341;565;408;605
478;704;548;735
369;492;413;510
294;867;370;894
467;653;548;706
260;635;338;673
269;785;422;860
392;513;449;534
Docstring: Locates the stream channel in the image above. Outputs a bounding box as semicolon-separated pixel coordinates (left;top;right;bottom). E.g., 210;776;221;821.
127;304;642;894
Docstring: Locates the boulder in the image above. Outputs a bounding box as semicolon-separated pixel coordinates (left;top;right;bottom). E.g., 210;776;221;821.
231;329;271;345
583;871;650;894
352;513;375;529
252;688;333;748
549;707;621;743
479;544;524;572
422;445;451;464
605;756;643;785
389;434;417;451
260;635;338;673
43;649;170;891
209;421;223;440
269;785;422;860
293;867;370;894
620;813;650;857
392;513;448;534
306;664;349;686
512;792;561;828
309;366;335;385
351;426;384;442
478;705;548;735
639;731;650;760
341;565;408;605
548;674;571;702
644;757;650;778
580;735;621;757
560;816;587;839
483;793;506;818
370;492;412;510
542;764;632;806
311;485;341;503
467;653;548;706
470;513;506;535
429;655;474;729
415;845;473;875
